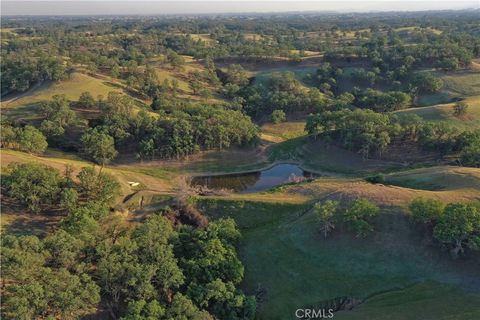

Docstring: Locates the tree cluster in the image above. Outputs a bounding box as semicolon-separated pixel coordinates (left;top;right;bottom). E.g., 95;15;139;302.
2;163;255;319
313;198;380;239
409;198;480;258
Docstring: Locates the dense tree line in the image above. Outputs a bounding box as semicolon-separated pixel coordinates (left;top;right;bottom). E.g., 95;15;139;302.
3;163;120;213
1;52;68;95
0;123;48;154
2;11;479;95
232;70;327;119
305;108;480;164
85;92;259;160
1;163;254;319
306;109;393;158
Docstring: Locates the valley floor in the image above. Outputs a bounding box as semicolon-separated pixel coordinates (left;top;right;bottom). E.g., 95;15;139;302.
1;145;480;319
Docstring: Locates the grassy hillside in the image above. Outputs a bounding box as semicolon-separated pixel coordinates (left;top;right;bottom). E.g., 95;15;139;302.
336;281;480;320
268;138;404;175
2;72;128;109
416;70;480;106
1;72;144;121
1;71;161;123
396;95;480;130
0;149;175;198
396;67;480;130
260;121;306;142
150;55;225;104
384;166;480;192
198;198;480;320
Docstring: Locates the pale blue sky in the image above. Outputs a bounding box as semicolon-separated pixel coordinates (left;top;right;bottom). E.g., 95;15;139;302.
2;1;478;16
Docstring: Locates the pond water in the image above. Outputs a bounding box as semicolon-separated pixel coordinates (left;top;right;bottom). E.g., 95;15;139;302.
191;163;316;193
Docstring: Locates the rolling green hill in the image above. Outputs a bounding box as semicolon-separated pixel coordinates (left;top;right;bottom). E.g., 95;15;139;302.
198;198;480;320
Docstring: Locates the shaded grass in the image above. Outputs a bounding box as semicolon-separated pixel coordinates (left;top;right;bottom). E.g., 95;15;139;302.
416;70;480;106
336;281;480;320
253;67;318;88
0;208;62;237
384;166;480;191
198;198;480;320
268;137;402;175
415;91;457;106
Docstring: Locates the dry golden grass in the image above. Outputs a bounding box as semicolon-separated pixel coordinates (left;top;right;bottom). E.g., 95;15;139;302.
261;121;306;142
2;72;125;109
187;33;215;46
243;33;268;41
225;166;480;208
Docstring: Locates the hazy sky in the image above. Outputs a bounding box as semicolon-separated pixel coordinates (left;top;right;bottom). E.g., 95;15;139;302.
2;1;479;16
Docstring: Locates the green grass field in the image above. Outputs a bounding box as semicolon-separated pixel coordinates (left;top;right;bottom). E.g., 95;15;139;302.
336;281;480;320
197;198;480;320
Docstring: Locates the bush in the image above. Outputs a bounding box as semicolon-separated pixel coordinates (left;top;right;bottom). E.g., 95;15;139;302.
365;173;385;184
78;91;96;109
77;167;120;204
271;110;286;124
453;102;468;117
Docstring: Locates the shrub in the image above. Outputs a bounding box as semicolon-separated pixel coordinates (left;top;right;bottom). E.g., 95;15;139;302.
453;102;468;117
365;173;385;184
271;109;286;124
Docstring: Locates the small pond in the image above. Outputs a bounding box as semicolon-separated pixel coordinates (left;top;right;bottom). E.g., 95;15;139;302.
191;163;317;193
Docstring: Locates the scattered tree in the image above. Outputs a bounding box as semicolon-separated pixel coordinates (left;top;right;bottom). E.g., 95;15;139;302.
433;203;480;258
312;200;339;239
409;197;444;225
343;198;379;237
81;128;118;171
453;102;468;117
